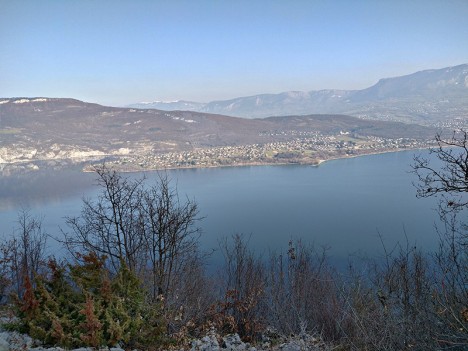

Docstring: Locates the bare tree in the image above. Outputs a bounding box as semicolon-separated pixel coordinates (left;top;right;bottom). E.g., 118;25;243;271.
0;246;10;303
412;130;468;347
214;234;265;340
64;165;146;273
140;173;201;300
63;165;202;300
413;130;468;213
266;240;341;340
0;209;48;299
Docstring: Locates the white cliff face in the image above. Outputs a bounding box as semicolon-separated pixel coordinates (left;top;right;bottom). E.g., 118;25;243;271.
0;145;108;164
0;147;38;163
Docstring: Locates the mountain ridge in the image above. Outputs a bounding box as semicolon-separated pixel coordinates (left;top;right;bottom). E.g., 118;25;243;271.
127;64;468;123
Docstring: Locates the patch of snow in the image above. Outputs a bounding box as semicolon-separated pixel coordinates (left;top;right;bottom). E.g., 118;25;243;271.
32;98;48;102
13;99;30;104
116;148;131;155
68;150;105;159
184;119;196;123
0;100;9;105
141;100;180;104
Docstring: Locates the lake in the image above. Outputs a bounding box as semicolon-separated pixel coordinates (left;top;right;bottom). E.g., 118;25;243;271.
0;150;441;266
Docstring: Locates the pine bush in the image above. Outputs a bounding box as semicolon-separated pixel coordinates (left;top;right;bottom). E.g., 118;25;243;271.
14;253;166;349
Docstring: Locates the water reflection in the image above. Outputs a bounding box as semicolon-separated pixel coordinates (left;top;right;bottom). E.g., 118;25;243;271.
0;151;441;264
0;166;97;211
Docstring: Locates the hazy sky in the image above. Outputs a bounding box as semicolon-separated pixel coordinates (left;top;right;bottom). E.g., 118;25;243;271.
1;0;467;106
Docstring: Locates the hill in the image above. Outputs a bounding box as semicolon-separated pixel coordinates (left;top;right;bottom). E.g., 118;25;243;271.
0;97;437;172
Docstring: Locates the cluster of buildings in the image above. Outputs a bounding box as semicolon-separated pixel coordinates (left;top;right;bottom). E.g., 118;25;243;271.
110;132;434;171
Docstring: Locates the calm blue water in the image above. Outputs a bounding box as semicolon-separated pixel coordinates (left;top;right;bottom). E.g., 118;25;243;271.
0;150;441;264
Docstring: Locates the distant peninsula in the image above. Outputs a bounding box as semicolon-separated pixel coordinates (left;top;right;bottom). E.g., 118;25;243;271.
3;64;468;174
0;98;436;174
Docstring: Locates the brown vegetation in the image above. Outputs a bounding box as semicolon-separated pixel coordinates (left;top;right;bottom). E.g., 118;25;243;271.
1;130;468;350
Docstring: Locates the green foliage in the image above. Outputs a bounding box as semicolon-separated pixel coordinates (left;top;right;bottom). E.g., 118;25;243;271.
14;253;166;349
18;260;81;348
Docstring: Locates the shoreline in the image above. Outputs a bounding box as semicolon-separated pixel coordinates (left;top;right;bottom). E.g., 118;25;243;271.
0;146;435;176
315;146;432;167
101;146;433;174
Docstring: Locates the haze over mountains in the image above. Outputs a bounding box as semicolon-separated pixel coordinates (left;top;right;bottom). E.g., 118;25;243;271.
1;64;466;172
128;64;468;124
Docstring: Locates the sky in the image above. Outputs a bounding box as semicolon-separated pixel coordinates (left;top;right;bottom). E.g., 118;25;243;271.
1;0;467;106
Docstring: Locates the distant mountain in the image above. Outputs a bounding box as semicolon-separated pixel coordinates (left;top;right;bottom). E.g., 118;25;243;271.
127;100;205;111
199;90;353;118
351;64;468;101
128;64;468;124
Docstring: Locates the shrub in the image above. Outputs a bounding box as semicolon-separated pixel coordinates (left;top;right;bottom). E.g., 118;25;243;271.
14;253;166;349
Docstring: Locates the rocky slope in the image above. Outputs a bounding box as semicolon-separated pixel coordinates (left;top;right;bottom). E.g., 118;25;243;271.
0;328;332;351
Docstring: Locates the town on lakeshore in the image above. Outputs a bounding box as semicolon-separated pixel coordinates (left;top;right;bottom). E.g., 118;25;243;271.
1;63;467;174
2;1;468;349
100;132;435;172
